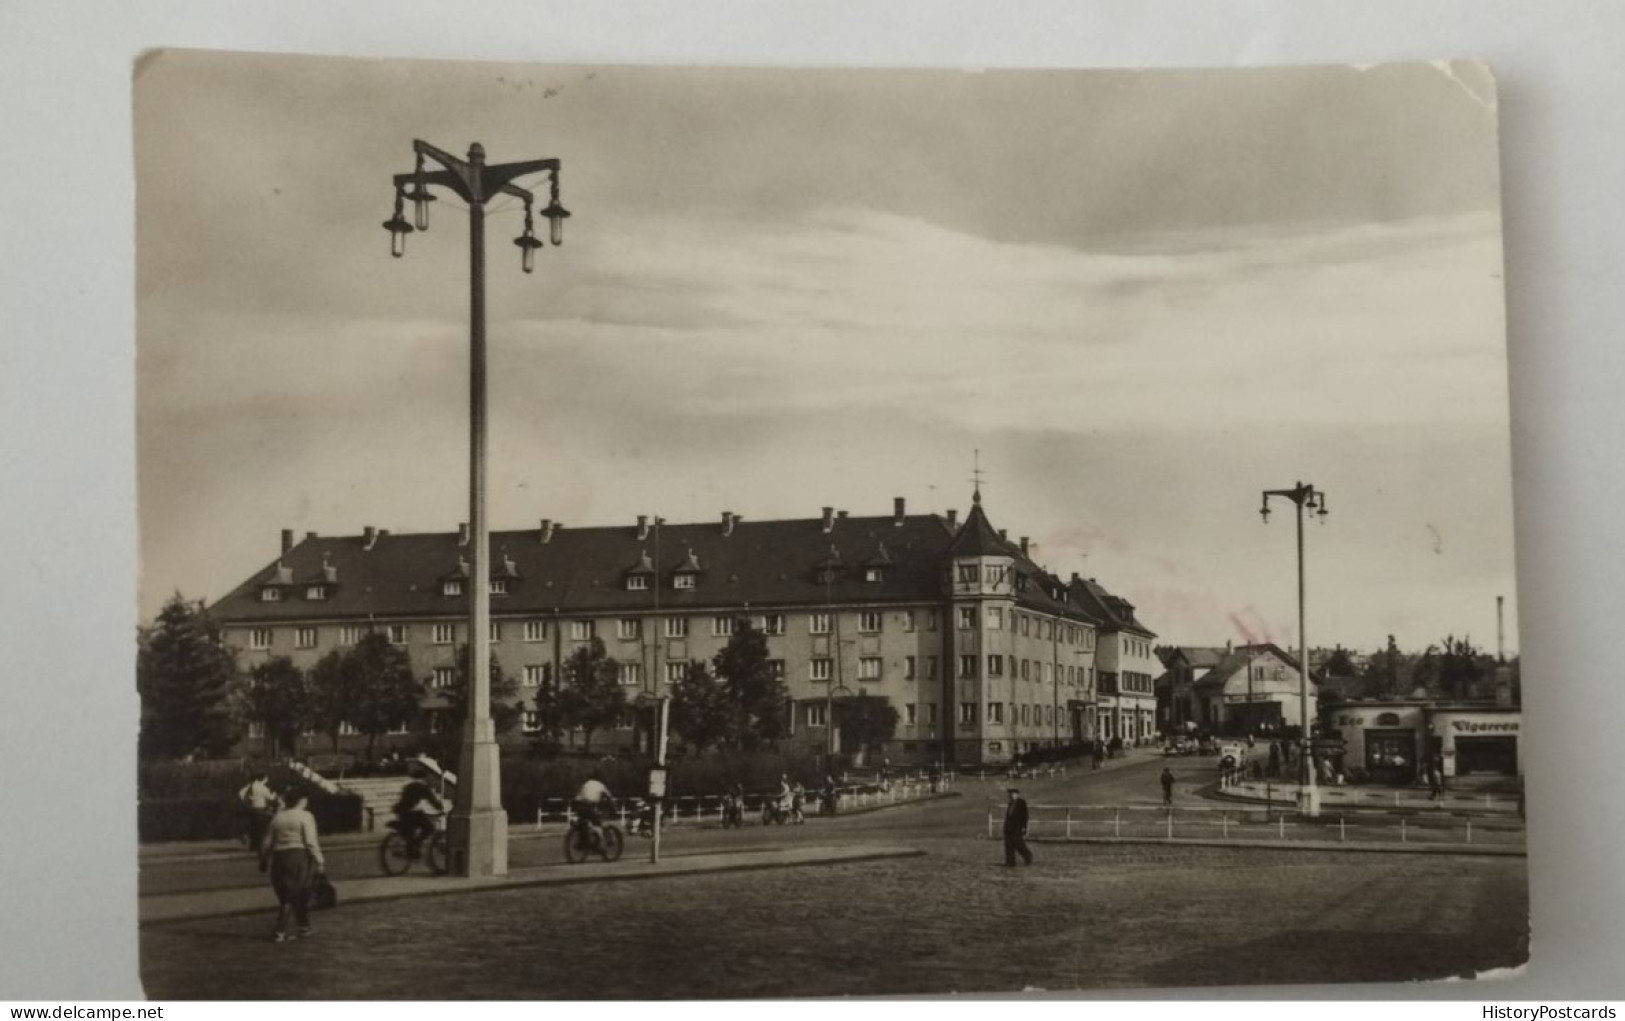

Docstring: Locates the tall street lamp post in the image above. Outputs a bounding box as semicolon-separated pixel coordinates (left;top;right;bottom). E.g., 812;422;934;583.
1260;481;1328;816
384;140;569;877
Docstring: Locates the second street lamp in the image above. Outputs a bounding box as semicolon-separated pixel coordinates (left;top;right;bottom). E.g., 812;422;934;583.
1260;480;1328;817
383;139;569;878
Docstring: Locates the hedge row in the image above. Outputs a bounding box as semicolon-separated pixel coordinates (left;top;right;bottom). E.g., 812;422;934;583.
498;749;835;821
138;761;364;842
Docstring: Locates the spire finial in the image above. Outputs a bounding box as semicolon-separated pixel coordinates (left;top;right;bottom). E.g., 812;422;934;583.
971;448;985;504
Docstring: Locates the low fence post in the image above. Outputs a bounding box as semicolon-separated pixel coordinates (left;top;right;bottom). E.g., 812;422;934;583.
1400;817;1407;843
1222;812;1229;840
1066;807;1072;839
536;808;544;830
1339;815;1346;842
1166;811;1174;841
1466;818;1472;844
1114;807;1121;838
1278;814;1285;841
987;810;993;839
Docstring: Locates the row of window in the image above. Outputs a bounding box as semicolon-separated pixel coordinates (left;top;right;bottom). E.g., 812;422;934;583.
959;606;1094;646
1123;637;1153;659
1118;670;1155;694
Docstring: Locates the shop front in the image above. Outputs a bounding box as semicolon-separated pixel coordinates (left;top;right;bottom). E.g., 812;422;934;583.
1323;701;1522;783
1429;707;1521;778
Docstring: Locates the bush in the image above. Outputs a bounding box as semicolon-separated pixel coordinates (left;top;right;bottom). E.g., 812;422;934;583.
136;760;362;842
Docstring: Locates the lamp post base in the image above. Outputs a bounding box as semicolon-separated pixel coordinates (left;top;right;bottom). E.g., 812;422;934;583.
447;808;509;878
1297;784;1321;818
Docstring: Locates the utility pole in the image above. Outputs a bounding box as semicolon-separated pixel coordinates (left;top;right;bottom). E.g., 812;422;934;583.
1260;481;1328;817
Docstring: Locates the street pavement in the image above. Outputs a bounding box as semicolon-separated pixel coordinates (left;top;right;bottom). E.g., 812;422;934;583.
138;751;1529;997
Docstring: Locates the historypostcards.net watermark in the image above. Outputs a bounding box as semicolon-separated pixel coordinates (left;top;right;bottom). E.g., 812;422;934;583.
1483;1009;1616;1019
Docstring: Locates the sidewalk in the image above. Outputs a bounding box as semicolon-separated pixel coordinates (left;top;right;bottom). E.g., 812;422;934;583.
1028;835;1526;857
140;842;924;925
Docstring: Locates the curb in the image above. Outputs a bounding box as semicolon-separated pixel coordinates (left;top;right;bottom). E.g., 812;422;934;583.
139;844;926;926
1197;783;1526;819
1025;835;1526;857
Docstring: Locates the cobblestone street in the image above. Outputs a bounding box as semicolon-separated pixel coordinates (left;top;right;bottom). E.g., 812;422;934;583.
140;758;1528;998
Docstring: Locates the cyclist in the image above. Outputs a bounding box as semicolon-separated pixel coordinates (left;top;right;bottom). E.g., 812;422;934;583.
392;766;444;858
572;773;614;852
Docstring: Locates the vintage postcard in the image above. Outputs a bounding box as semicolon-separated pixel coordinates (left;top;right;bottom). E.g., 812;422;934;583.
135;51;1524;996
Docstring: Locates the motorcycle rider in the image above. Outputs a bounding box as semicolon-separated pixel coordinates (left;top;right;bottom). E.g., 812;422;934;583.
571;773;614;851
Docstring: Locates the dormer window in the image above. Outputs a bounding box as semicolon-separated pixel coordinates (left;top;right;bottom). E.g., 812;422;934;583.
673;574;696;591
260;588;282;602
956;564;980;584
305;586;327;601
627;575;649;591
443;580;464;597
863;567;885;582
815;567;841;585
490;579;509;595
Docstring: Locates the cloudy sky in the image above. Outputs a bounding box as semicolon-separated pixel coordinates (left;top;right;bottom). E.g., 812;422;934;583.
135;52;1515;655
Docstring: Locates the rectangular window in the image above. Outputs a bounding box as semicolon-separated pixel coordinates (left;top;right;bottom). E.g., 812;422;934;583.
904;655;917;680
987;655;1003;678
863;568;884;582
958;654;977;679
247;721;265;739
1021;704;1030;725
432;667;455;689
618;662;643;687
858;657;882;681
339;722;358;737
926;610;938;631
1021;616;1031;636
905;703;917;726
433;623;455;645
296;627;317;649
957;564;980;585
387;624;408;645
249;628;272;650
959;702;976;724
809;613;832;635
490;579;509;595
260;588;282;603
807;704;828;727
903;611;916;633
1021;660;1030;681
523;620;546;642
442;580;463;598
521;711;541;734
305;586;327;601
524;664;549;686
810;658;833;682
760;614;786;636
673;574;696;590
713;616;735;638
926;656;938;680
627;575;649;591
957;607;976;630
858;611;883;633
925;703;938;724
665;617;688;639
489;622;501;643
618;618;641;641
767;659;785;680
665;662;687;685
339;626;362;647
570;620;593;641
988;702;1004;724
987;607;1003;630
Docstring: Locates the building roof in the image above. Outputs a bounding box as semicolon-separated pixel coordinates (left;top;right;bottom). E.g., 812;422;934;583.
944;492;1018;559
1192;643;1309;690
1065;575;1156;638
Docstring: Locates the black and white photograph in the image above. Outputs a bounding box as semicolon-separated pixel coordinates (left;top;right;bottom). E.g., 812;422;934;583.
132;50;1525;998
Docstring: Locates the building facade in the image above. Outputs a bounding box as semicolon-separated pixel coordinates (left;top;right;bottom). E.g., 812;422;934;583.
1322;700;1522;783
1068;577;1158;744
1176;643;1318;738
212;493;1150;766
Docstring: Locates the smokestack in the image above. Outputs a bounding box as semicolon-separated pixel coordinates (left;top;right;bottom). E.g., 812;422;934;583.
542;520;559;544
821;507;835;533
947;509;958;528
637;515;650;541
458;522;470;546
281;529;294;555
894;497;906;526
1020;536;1029;557
1497;595;1506;664
363;526;378;551
722;511;735;537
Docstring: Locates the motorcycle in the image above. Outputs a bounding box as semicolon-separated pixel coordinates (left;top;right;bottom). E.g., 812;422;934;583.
761;798;790;826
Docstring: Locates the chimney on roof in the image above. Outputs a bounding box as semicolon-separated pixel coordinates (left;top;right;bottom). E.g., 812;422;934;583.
458;522;470;546
379;529;390;537
722;511;736;537
893;497;906;526
1020;536;1029;557
363;526;378;551
947;509;958;528
837;510;849;520
821;507;834;533
543;520;559;544
637;515;650;541
281;529;294;555
306;531;318;542
998;529;1008;541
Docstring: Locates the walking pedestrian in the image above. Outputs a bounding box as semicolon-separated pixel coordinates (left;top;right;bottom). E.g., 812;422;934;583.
259;789;325;942
238;772;277;852
1091;741;1105;771
1002;788;1033;866
1160;767;1176;806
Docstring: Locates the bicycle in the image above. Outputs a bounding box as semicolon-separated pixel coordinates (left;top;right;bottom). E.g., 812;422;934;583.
379;814;449;876
563;813;625;864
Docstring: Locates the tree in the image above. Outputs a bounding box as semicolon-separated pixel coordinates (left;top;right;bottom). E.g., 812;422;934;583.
559;636;626;753
528;678;567;750
307;648;350;752
1322;645;1356;678
837;692;900;764
244;656;312;760
670;660;731;752
432;644;521;764
344;632;420;760
712;619;788;750
137;594;242;760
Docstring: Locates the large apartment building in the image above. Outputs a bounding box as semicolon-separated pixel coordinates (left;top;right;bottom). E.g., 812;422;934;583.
210;492;1154;765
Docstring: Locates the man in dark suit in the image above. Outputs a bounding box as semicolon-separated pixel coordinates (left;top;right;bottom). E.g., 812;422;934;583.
1003;788;1033;866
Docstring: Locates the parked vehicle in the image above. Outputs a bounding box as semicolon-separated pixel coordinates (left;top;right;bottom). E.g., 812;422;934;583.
1216;743;1247;770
